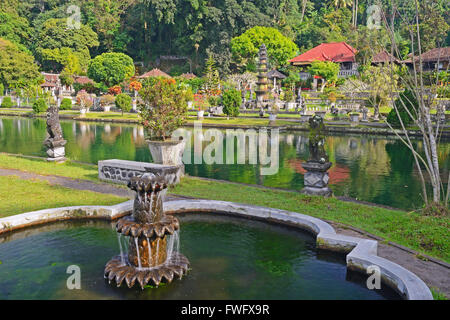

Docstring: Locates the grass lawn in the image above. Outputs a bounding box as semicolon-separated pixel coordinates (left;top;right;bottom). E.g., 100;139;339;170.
0;153;99;182
0;153;448;263
0;175;126;218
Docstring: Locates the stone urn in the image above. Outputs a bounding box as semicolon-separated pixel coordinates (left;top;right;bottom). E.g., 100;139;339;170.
147;138;186;166
301;161;332;197
349;112;360;126
79;108;87;116
197;110;205;120
103;105;111;112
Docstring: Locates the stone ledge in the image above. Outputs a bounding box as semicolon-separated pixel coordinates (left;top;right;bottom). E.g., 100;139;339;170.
98;159;184;185
0;198;433;300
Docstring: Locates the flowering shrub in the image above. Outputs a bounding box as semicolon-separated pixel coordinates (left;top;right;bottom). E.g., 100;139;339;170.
138;77;189;140
108;85;122;95
76;90;93;109
193;94;210;111
129;81;142;92
100;94;116;106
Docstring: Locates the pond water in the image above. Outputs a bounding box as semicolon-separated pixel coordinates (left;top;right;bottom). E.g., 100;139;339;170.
0;116;448;210
0;214;400;300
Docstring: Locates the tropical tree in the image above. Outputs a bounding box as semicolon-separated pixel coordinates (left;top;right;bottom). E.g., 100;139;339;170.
87;52;135;87
0;38;41;89
231;26;299;69
307;61;340;92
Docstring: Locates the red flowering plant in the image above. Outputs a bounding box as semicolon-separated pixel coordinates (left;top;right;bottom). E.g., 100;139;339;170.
108;85;122;95
138;77;189;141
193;93;210;111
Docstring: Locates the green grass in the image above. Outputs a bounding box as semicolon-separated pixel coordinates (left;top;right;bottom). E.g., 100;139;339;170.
430;287;448;300
0;153;99;182
0;153;448;263
0;175;126;218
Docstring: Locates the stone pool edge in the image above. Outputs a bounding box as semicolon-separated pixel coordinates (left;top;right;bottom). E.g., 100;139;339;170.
0;199;433;300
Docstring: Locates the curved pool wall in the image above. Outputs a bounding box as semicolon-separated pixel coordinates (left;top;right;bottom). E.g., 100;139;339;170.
0;199;433;300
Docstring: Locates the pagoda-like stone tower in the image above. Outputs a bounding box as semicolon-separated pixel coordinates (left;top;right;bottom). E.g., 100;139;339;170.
256;44;269;109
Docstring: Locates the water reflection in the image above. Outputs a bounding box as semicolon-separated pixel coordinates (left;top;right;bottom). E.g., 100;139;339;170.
0;117;448;210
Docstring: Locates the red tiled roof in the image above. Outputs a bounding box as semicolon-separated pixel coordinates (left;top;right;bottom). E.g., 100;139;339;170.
289;42;357;64
41;73;59;87
372;50;401;64
180;73;197;79
137;68;172;79
407;47;450;63
74;76;94;85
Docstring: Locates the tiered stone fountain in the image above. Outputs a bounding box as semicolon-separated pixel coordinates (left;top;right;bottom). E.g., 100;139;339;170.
104;172;190;289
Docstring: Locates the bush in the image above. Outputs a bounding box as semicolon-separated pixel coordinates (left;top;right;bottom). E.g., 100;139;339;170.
207;95;221;107
139;77;188;140
115;93;132;114
0;83;4;96
100;94;116;107
222;89;241;117
60;98;73;110
387;90;417;128
1;96;13;108
283;90;294;102
32;98;48;113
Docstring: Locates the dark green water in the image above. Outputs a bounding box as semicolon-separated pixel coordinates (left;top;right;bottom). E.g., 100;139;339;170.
0;116;448;210
0;214;400;299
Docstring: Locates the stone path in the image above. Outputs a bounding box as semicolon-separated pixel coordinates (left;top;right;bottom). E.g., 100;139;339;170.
0;167;448;298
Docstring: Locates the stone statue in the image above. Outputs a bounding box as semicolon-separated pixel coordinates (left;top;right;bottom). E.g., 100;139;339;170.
308;115;328;163
301;115;332;197
44;106;67;162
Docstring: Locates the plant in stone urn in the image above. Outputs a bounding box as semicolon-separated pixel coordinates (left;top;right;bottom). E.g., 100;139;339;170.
76;90;93;115
138;77;188;165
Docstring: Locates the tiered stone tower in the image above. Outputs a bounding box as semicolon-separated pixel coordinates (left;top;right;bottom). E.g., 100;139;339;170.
255;44;269;109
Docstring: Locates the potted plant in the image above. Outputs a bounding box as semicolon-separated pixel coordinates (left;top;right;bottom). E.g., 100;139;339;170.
100;94;115;112
283;89;295;110
76;90;93;115
138;77;189;165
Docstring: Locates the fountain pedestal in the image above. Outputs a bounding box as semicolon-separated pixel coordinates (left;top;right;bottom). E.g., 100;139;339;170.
104;173;190;289
301;161;332;197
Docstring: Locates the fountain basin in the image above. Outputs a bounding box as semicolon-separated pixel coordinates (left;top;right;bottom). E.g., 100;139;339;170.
0;199;433;300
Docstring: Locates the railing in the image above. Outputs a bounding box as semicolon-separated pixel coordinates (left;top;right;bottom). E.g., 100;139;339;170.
338;70;359;78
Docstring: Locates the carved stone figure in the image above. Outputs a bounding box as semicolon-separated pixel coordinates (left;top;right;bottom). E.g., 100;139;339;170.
301;115;332;197
44;106;67;162
308;115;328;163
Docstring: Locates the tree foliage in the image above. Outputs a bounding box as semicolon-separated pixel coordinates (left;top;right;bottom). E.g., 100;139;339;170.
222;89;241;117
0;38;41;89
231;26;298;69
87;52;135;87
